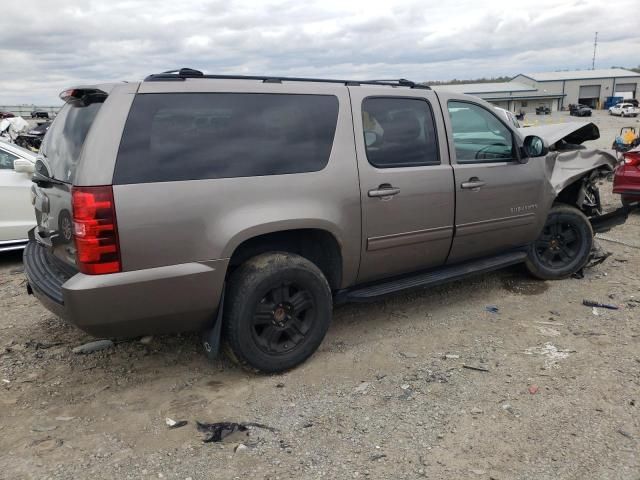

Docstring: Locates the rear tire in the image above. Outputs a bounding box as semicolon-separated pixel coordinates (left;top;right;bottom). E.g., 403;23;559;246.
222;252;332;373
525;204;593;280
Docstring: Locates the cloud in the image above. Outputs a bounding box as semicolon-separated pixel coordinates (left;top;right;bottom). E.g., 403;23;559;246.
0;0;638;104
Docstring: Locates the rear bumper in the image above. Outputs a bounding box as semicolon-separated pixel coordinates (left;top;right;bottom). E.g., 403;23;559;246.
24;238;228;338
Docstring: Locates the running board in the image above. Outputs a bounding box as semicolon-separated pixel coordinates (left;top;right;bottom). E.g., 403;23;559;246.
335;251;527;303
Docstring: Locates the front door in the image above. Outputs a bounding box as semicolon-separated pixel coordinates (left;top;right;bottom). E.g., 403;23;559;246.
348;88;455;283
0;149;35;242
440;95;547;263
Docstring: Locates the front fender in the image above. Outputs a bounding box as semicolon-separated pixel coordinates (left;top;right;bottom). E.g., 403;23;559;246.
545;148;617;196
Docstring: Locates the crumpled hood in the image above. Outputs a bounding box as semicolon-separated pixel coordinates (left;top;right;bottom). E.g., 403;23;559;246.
519;122;600;147
545;148;617;194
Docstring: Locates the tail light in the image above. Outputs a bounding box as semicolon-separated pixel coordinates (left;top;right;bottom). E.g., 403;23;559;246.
71;186;121;275
623;151;640;168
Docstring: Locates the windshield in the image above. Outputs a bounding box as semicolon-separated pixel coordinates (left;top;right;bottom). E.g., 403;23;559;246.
40;102;102;183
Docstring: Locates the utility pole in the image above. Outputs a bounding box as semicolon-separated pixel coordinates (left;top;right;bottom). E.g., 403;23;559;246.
592;32;598;70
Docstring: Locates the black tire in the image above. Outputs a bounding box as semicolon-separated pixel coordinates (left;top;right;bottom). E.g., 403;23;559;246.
525;204;593;280
222;252;332;373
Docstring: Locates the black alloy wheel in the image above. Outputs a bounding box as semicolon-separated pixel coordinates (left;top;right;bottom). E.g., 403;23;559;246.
222;252;332;373
534;219;582;269
525;204;593;280
251;282;315;355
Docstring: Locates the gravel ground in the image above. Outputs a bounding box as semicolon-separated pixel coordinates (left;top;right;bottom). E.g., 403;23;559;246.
1;113;639;480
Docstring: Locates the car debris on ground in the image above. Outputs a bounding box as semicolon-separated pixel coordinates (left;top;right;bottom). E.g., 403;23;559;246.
71;339;114;354
165;418;188;429
196;421;276;443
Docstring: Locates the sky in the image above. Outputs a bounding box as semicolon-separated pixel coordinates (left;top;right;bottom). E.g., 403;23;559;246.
1;0;639;105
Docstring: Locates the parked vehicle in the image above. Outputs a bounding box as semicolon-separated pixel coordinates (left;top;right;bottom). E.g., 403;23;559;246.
609;103;639;117
613;148;640;207
569;104;592;117
535;106;551;115
494;107;521;128
0;140;36;251
0;111;15;119
23;69;630;373
15;121;52;152
31;110;50;119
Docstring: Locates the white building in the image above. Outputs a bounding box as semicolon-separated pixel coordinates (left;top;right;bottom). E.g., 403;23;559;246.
435;68;640;113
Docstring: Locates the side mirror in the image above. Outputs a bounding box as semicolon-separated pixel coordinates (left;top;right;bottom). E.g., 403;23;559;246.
14;158;35;174
523;135;548;157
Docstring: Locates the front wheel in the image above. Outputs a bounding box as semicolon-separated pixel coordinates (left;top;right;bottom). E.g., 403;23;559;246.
525;204;593;280
222;252;332;373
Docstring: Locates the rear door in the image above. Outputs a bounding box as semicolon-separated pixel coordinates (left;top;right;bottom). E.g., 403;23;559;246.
348;87;455;283
437;92;547;263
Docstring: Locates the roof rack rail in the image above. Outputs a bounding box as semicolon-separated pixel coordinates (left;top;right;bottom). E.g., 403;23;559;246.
144;68;430;89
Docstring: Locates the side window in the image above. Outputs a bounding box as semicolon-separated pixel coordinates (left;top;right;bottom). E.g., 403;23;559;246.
0;149;19;169
362;97;439;168
114;93;339;184
448;101;516;164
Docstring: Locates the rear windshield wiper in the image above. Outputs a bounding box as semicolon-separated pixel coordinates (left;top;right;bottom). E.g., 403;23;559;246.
32;171;66;188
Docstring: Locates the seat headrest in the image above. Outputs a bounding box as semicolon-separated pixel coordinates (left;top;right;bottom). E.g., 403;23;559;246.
380;111;421;143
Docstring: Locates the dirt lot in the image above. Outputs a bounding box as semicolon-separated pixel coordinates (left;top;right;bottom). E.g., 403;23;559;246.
1;113;639;480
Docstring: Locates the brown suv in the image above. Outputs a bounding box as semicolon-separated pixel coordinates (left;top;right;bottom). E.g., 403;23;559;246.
24;68;626;372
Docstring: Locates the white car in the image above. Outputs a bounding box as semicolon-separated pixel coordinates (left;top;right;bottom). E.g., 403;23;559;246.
0;140;36;251
609;103;639;117
494;106;521;128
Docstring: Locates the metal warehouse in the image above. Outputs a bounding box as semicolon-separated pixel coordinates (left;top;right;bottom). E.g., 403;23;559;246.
436;68;640;113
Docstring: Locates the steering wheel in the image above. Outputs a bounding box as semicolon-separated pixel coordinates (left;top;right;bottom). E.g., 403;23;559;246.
475;143;506;160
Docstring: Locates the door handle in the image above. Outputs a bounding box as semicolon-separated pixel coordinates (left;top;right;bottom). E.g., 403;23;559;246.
461;177;486;190
368;184;401;198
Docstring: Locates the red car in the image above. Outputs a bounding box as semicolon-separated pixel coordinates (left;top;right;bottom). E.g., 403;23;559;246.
613;148;640;206
0;111;15;119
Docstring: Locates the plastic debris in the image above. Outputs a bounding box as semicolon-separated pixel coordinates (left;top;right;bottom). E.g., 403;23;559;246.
528;385;539;395
165;418;188;429
234;443;249;453
582;299;619;310
485;305;499;314
139;335;153;345
72;339;114;354
196;421;276;443
524;343;573;369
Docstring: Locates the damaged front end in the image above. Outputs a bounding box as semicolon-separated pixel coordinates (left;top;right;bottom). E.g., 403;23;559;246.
526;121;632;233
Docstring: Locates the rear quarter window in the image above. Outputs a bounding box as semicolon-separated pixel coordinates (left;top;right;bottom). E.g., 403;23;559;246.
114;93;339;184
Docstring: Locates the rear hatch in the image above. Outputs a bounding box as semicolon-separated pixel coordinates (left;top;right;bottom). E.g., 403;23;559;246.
32;88;107;269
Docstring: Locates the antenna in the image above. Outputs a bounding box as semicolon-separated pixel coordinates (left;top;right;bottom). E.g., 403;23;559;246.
592;31;598;70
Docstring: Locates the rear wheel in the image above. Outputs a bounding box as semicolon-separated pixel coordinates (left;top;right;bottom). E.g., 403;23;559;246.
222;252;332;373
525;204;593;280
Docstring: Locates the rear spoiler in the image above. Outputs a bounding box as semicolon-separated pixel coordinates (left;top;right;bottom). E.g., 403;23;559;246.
59;88;107;107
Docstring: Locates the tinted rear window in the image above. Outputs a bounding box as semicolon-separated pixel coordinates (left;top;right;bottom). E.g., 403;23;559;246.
114;93;339;184
40;103;102;183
